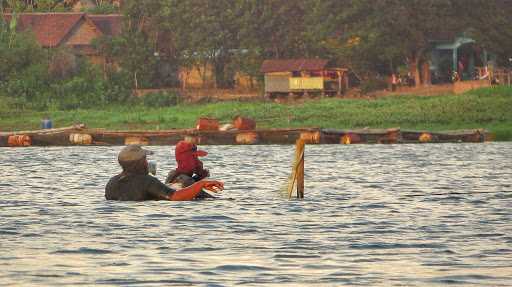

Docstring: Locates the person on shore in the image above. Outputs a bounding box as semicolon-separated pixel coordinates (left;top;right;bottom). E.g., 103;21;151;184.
105;145;223;201
165;141;213;198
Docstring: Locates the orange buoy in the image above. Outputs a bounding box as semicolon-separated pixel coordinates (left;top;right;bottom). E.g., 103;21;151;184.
69;133;93;145
233;116;256;130
125;136;149;145
235;132;259;144
419;133;433;143
299;131;321;144
7;135;32;147
341;134;351;144
196;118;219;131
340;133;361;144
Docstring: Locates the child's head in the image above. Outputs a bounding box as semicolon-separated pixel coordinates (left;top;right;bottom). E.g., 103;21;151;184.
174;141;208;174
175;141;208;160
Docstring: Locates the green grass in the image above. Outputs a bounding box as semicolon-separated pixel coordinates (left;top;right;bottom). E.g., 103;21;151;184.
1;86;511;140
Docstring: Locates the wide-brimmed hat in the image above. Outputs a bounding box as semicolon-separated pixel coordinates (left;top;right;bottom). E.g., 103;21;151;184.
175;141;207;157
118;145;153;162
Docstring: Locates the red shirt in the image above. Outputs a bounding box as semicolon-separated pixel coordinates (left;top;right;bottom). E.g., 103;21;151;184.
175;141;208;178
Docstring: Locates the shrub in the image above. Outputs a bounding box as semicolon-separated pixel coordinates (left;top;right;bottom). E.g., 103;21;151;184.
142;91;180;107
360;77;388;94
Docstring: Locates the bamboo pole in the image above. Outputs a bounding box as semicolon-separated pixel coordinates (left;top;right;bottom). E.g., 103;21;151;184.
288;139;305;199
0;124;86;136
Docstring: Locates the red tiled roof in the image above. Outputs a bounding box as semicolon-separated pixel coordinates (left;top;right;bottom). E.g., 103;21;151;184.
4;13;85;47
260;59;329;73
88;14;123;36
2;13;123;47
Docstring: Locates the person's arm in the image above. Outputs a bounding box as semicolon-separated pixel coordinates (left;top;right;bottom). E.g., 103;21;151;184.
165;169;178;184
147;176;177;200
147;176;223;201
170;180;223;201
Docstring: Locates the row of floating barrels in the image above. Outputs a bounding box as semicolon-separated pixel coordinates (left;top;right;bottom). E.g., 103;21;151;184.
298;131;406;145
3;131;456;147
186;131;436;145
6;134;178;147
6;134;95;147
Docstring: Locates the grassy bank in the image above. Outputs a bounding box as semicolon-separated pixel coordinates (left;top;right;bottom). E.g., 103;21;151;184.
1;86;511;141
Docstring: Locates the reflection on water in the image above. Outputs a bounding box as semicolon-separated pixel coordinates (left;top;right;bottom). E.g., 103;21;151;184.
1;143;512;286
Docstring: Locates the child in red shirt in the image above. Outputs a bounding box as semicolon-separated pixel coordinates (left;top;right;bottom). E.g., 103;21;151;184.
166;141;213;199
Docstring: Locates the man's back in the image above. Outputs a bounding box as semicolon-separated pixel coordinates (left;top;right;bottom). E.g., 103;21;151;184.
105;174;174;201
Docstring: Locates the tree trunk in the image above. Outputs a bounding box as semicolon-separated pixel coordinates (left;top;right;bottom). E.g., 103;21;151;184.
134;71;138;90
408;52;422;87
422;61;431;86
214;60;224;89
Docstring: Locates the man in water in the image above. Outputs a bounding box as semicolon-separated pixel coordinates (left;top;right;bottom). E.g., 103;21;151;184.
105;145;223;201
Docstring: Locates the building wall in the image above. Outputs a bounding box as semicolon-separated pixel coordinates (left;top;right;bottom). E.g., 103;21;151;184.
88;55;106;66
289;77;324;90
179;64;255;89
179;65;215;89
264;73;291;93
65;18;101;47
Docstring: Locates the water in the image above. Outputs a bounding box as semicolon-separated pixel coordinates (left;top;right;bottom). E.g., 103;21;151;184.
1;143;511;286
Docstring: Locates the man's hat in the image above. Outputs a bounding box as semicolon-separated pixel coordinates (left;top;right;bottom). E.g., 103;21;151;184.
175;141;208;157
118;145;153;162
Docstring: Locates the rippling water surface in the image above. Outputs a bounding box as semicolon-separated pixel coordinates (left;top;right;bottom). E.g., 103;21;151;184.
1;143;512;286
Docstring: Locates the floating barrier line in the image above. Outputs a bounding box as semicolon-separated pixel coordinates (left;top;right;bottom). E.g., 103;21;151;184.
0;125;491;147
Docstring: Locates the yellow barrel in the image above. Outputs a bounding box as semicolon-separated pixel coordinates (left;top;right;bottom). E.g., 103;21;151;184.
7;135;32;147
340;133;361;144
125;136;149;145
69;133;93;145
341;134;350;144
419;133;433;143
299;131;321;144
235;132;259;144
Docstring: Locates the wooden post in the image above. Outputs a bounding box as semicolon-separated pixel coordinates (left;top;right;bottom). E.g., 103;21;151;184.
337;71;342;96
288;139;305;199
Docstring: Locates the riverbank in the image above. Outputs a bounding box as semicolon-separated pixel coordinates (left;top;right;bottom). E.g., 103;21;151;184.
1;86;511;141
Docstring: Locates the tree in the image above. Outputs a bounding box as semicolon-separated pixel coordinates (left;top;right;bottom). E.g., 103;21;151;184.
310;0;512;86
314;1;466;86
461;0;512;67
93;0;158;90
1;0;67;12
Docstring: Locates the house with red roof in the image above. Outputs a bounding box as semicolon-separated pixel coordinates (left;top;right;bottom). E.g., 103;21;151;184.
3;12;122;67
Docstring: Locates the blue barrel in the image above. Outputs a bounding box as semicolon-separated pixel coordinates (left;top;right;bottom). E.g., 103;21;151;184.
41;118;53;129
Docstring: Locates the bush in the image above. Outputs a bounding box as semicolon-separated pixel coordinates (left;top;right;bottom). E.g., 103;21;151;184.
103;70;132;103
141;91;180;107
83;3;119;14
360;77;388;94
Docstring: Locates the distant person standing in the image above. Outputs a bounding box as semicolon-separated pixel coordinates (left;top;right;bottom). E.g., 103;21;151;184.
41;116;52;129
391;73;398;91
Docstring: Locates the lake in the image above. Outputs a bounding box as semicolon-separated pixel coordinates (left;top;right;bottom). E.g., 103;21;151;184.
1;143;511;286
